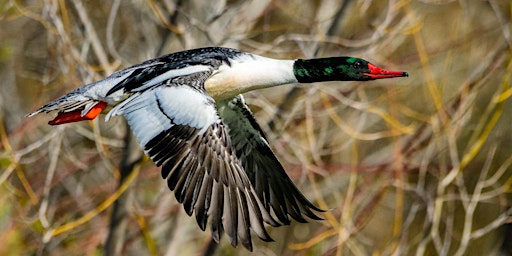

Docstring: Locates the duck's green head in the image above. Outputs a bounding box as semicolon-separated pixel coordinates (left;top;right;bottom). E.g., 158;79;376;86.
293;57;408;83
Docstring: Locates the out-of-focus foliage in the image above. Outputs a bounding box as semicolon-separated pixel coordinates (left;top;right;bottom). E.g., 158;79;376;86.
1;0;511;255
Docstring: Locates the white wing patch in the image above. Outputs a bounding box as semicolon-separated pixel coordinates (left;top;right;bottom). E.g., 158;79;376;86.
157;86;219;134
110;90;173;147
106;85;219;147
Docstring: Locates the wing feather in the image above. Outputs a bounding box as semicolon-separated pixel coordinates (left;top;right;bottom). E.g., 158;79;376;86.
115;82;277;251
217;95;324;225
195;174;213;231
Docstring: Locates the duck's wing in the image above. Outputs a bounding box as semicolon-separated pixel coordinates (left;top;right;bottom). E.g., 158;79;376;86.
108;72;278;251
217;96;324;225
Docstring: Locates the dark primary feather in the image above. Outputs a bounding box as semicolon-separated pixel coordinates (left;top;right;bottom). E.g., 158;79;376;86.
217;96;324;224
145;123;276;251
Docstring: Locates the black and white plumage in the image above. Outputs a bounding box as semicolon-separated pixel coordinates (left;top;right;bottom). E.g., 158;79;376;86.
28;47;408;250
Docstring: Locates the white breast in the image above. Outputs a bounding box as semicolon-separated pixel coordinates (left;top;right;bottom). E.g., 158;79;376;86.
205;55;297;100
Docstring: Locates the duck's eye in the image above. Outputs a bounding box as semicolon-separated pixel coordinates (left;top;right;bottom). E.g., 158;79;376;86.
354;60;362;69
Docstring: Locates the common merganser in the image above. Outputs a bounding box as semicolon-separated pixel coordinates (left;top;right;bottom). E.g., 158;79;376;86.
28;47;408;251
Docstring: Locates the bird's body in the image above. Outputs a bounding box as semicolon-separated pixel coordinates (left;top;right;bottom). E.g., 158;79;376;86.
28;47;407;250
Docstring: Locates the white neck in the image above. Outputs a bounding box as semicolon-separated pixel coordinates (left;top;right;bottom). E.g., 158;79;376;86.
204;55;298;101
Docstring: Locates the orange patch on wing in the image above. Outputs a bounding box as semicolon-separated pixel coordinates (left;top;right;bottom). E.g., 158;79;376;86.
49;101;108;126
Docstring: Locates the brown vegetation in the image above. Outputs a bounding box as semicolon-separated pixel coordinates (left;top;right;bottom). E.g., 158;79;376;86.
0;1;510;255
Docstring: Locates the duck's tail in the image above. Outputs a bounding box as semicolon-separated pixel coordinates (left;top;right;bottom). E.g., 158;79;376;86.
27;89;108;125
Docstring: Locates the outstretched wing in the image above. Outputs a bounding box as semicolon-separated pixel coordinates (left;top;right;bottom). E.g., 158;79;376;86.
217;96;324;225
108;75;278;251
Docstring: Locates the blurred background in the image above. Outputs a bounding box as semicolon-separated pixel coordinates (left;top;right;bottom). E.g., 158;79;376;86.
1;0;511;255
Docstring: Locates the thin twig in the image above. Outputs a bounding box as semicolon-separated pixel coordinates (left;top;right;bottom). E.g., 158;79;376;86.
71;0;113;74
267;0;352;132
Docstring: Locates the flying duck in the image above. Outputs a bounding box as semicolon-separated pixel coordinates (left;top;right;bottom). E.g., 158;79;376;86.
28;47;408;251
